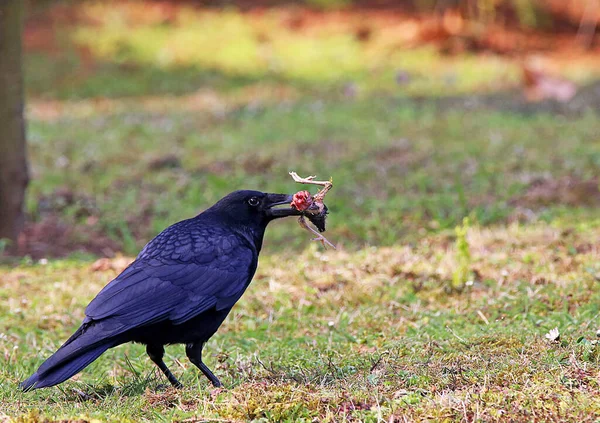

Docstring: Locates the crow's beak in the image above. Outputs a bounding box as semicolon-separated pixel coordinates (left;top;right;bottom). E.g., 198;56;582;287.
265;193;302;219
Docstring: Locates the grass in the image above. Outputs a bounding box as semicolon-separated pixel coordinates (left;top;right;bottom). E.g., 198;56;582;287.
4;225;600;421
27;3;523;100
26;98;600;254
3;1;600;421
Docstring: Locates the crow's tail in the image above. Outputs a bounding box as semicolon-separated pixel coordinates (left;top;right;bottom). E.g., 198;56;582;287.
20;323;119;390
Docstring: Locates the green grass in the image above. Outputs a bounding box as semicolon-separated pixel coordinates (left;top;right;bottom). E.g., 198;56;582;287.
3;1;600;421
26;98;600;254
27;4;523;100
4;225;600;421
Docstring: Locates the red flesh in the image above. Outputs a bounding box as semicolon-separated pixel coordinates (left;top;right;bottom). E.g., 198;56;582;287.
291;190;312;211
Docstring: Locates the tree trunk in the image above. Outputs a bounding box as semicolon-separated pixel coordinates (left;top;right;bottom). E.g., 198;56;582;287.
0;0;29;247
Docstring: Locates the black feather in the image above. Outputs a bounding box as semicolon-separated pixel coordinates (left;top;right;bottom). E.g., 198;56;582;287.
21;190;303;390
306;203;328;232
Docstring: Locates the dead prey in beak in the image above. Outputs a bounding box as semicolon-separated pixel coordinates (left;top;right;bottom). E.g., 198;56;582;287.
289;171;335;249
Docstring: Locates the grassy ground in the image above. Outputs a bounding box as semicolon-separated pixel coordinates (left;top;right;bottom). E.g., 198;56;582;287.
4;226;600;421
3;1;600;421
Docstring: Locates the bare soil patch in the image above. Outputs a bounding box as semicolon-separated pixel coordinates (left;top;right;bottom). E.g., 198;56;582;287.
511;176;600;208
12;216;120;260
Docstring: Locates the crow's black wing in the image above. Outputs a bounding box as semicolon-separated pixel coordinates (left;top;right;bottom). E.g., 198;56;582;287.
85;221;256;330
20;220;257;390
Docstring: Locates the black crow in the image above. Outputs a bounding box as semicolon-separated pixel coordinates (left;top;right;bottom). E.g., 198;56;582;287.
21;190;303;390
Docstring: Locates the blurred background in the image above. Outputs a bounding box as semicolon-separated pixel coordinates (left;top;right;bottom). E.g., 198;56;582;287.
3;4;600;419
9;0;600;258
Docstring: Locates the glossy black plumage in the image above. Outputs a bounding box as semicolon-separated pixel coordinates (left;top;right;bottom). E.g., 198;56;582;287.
306;204;328;232
20;190;302;390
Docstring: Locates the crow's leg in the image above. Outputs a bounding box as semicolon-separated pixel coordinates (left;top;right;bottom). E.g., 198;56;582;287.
185;342;222;387
146;344;183;388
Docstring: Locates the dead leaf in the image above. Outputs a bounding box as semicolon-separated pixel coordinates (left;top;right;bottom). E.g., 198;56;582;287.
522;60;577;102
91;256;132;272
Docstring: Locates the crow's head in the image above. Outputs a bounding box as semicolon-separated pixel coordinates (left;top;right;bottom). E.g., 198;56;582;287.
207;190;301;229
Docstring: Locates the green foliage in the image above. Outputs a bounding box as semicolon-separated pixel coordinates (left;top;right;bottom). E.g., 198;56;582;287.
26;5;538;100
577;337;600;364
512;0;539;28
451;216;472;291
305;0;353;9
0;238;9;254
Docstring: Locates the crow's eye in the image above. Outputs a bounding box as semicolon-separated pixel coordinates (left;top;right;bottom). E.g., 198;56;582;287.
247;197;260;207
